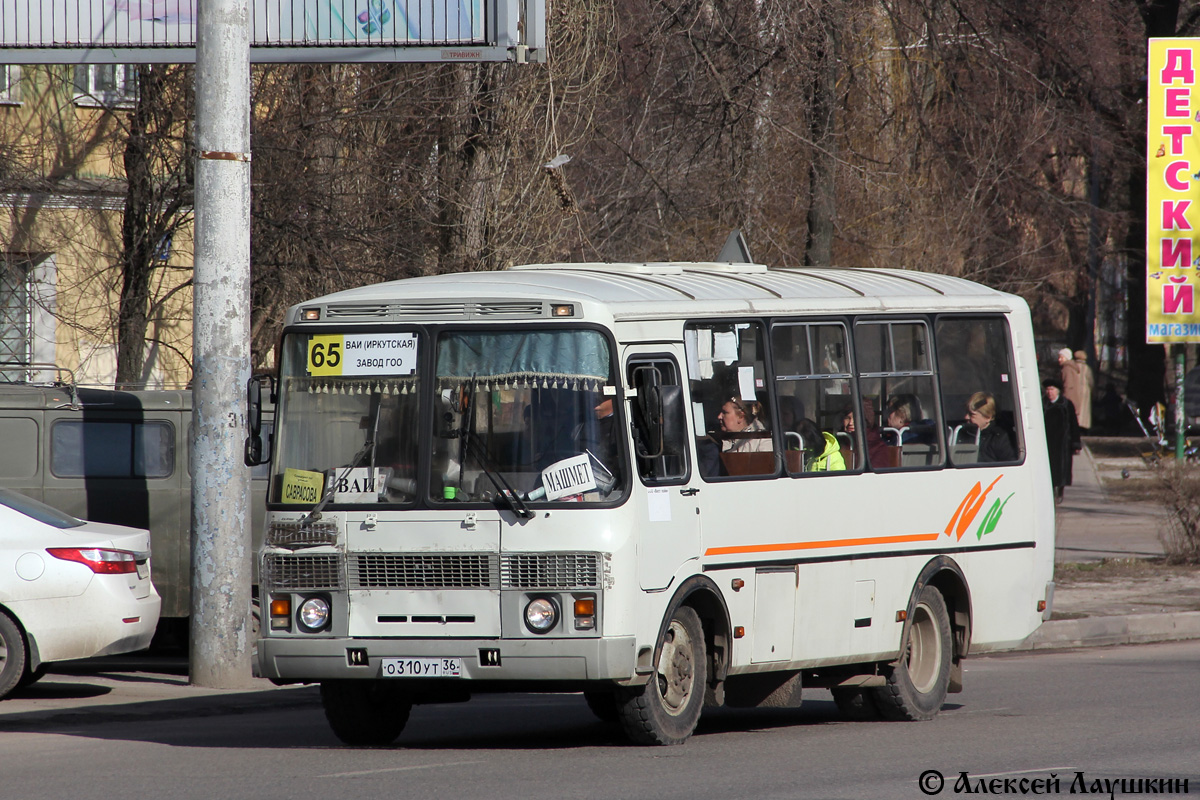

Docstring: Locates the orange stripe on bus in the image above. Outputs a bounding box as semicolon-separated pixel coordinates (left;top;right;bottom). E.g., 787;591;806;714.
704;532;942;557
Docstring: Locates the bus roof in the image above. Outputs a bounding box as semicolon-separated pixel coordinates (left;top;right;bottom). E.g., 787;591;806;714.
287;264;1024;325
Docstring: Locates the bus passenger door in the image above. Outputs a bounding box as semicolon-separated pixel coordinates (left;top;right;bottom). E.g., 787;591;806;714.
626;351;701;591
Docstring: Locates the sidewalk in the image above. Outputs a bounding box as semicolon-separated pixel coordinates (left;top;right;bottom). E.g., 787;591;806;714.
3;442;1199;725
1024;442;1200;649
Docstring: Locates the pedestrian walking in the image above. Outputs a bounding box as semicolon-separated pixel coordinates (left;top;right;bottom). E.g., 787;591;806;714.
1043;377;1081;503
1058;348;1086;431
1073;350;1093;431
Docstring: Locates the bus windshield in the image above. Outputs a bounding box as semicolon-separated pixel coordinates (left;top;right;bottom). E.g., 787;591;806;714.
270;327;625;508
430;330;624;506
272;331;422;506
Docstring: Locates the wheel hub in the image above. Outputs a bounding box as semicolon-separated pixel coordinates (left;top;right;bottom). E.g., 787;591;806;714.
657;621;695;714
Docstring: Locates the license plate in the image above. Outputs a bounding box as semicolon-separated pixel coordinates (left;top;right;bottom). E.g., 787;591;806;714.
381;657;463;678
136;561;149;580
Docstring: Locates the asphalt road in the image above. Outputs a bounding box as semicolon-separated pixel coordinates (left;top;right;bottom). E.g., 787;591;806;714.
2;642;1197;800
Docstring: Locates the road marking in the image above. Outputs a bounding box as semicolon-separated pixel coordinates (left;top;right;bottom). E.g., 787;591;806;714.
320;760;486;778
962;767;1076;778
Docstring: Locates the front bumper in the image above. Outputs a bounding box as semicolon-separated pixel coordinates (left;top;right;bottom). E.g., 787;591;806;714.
259;635;637;682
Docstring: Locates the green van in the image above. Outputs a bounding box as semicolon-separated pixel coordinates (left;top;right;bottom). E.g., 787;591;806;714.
0;380;269;623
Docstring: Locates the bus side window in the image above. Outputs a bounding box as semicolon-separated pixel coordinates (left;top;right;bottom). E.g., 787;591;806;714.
684;321;775;480
854;320;944;471
935;316;1023;466
628;358;689;484
770;321;857;474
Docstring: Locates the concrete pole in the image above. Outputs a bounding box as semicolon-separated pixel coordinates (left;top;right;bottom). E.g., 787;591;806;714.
190;0;253;687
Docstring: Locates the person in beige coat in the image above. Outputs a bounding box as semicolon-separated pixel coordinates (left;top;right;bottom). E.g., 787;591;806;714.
1058;348;1086;430
1073;350;1093;430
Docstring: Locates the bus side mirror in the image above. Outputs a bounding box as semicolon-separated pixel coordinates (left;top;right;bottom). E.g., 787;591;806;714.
245;374;275;467
638;385;685;458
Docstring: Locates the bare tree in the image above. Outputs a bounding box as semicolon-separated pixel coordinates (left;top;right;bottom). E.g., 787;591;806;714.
115;64;194;388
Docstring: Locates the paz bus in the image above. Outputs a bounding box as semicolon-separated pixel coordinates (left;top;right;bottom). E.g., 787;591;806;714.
247;261;1055;746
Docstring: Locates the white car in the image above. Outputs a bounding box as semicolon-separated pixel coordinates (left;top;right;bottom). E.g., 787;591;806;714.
0;488;161;698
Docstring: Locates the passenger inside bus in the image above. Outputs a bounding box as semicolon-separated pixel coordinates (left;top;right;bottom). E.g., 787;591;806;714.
717;396;771;453
848;397;890;467
794;418;845;472
966;391;1016;463
884;393;924;444
573;397;620;479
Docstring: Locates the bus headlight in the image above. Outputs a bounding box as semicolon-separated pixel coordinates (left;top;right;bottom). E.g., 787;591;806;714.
297;595;331;632
524;597;559;633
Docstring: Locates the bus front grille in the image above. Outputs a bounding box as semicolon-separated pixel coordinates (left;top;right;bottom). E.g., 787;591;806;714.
500;553;601;589
350;554;497;589
263;553;345;590
341;552;604;590
266;520;338;549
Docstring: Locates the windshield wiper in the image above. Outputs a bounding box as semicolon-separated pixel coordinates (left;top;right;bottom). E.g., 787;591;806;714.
457;379;533;520
299;398;381;525
462;434;533;519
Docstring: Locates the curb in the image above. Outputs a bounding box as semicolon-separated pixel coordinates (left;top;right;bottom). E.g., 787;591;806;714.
1016;611;1200;651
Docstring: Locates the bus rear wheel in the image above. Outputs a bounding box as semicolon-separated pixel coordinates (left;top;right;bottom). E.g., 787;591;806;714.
320;680;412;746
617;606;706;746
872;585;951;721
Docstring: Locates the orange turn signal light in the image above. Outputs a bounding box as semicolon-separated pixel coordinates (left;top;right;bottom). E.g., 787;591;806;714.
271;598;291;616
574;597;595;616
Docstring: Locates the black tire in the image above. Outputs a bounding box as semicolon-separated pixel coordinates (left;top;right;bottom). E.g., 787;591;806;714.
872;585;952;721
617;605;707;746
0;611;28;700
583;690;620;723
320;680;412;746
831;686;881;721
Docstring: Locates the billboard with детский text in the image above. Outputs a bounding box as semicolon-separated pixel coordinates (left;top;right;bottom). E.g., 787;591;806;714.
1148;39;1200;343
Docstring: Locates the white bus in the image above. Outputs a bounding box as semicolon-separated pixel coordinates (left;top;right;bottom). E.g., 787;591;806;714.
249;262;1055;746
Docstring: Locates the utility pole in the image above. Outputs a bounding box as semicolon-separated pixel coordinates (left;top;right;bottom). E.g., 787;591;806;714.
190;0;253;687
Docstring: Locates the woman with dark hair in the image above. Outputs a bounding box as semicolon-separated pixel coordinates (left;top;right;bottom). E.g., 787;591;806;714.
1042;378;1081;503
795;418;846;472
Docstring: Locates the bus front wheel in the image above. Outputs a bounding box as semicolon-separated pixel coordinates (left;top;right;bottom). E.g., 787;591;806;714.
320;680;412;746
617;605;707;745
873;585;952;721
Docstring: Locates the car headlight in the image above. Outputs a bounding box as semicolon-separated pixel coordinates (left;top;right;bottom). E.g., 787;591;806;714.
524;597;559;634
297;595;331;632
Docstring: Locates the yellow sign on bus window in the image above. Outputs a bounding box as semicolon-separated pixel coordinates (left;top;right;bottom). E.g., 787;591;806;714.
307;335;345;376
281;468;325;505
306;334;418;376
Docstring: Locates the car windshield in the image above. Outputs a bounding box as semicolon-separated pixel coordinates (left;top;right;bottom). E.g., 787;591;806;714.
429;330;625;507
270;331;422;506
0;487;85;528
